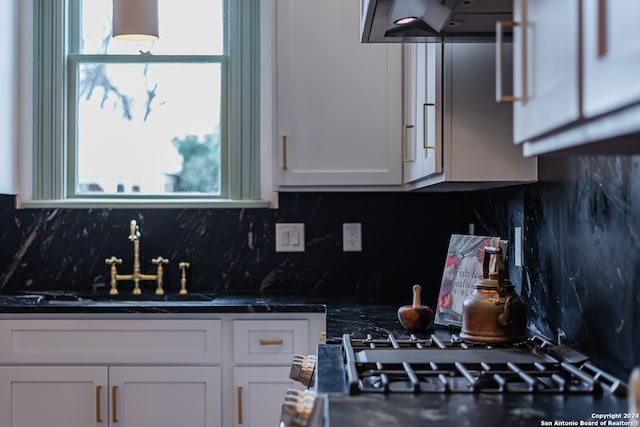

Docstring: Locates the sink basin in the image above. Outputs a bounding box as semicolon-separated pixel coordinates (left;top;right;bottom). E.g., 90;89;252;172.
1;292;217;306
0;295;47;305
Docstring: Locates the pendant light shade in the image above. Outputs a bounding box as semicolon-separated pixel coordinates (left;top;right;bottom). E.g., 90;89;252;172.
112;0;159;41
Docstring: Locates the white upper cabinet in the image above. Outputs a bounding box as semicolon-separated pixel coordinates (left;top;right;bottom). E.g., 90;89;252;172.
402;43;440;184
275;0;402;188
404;43;537;190
510;0;580;144
582;0;640;118
507;0;640;156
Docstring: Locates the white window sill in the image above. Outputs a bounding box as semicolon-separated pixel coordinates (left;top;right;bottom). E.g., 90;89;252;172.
17;198;274;209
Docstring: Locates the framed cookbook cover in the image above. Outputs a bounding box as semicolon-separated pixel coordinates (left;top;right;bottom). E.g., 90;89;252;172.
434;234;505;327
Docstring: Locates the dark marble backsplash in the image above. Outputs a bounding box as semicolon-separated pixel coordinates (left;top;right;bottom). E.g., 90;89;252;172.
0;192;470;304
1;154;639;378
469;155;640;379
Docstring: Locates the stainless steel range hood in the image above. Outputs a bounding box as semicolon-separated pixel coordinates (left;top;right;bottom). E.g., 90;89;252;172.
360;0;512;43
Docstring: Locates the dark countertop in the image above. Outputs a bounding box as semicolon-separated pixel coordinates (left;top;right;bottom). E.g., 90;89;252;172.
0;293;327;314
323;299;430;339
0;293;424;337
0;293;630;426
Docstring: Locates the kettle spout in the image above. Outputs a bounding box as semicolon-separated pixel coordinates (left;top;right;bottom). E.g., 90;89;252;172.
497;296;513;327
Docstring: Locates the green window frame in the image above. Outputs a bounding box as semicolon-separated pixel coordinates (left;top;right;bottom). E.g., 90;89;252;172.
31;0;261;207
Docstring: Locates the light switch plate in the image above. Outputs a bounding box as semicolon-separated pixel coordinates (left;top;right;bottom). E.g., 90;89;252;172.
343;223;362;252
275;223;305;252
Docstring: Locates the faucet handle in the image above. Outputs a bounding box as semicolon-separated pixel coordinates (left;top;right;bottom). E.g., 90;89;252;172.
151;256;169;265
178;262;190;295
105;256;123;266
105;257;123;295
152;257;169;296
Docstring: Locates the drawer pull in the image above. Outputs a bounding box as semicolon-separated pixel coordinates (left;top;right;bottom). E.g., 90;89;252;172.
112;386;119;423
402;124;415;163
96;385;103;423
495;19;520;103
259;339;284;346
237;386;244;424
282;135;288;170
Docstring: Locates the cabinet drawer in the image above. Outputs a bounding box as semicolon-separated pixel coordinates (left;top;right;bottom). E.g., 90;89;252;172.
0;319;221;364
233;320;309;364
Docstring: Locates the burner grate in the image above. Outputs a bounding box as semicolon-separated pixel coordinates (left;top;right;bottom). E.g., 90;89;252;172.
342;333;623;396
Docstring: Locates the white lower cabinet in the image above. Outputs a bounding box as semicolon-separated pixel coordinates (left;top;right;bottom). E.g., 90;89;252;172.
0;365;221;427
0;314;325;427
0;366;106;427
233;366;297;427
109;366;221;427
231;319;313;427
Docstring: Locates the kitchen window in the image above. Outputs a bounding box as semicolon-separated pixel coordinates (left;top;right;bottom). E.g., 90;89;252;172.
29;0;262;207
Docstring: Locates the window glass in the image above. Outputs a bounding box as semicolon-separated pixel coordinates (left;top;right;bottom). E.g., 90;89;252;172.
75;62;222;195
79;0;224;55
72;0;225;197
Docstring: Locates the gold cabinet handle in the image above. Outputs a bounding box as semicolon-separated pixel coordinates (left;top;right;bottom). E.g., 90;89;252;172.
402;124;415;163
259;339;284;346
96;385;103;423
282;135;288;170
112;386;119;423
495;19;520;103
597;0;607;56
237;386;244;424
423;103;436;150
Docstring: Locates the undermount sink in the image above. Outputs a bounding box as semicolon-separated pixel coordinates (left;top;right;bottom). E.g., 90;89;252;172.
1;292;218;305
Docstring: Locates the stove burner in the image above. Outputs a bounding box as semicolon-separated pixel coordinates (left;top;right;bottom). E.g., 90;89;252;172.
342;333;627;397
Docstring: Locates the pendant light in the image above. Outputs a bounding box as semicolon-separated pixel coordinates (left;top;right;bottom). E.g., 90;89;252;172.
112;0;159;41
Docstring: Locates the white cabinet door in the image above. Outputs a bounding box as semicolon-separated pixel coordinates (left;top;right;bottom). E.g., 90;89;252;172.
512;0;580;143
276;0;402;187
403;44;441;183
421;43;441;178
109;366;221;427
0;366;107;427
233;366;298;427
402;44;423;183
583;0;640;118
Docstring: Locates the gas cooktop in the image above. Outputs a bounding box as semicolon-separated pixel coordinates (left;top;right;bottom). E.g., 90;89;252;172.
314;331;631;427
342;333;626;396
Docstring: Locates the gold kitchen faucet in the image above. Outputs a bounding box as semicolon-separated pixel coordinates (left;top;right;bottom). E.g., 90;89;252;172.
105;220;168;295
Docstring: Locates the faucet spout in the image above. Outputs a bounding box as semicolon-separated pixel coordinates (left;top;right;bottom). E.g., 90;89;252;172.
106;220;169;295
129;220;140;241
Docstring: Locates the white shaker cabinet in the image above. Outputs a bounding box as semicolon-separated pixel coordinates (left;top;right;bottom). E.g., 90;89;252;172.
582;0;640;118
0;319;223;427
0;313;326;427
231;319;310;427
0;366;107;427
0;366;220;427
109;366;221;427
233;367;298;427
402;43;440;184
275;0;402;188
509;0;581;144
404;43;537;190
506;0;640;156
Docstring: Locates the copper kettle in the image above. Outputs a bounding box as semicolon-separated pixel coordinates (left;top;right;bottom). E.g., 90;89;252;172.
460;246;527;344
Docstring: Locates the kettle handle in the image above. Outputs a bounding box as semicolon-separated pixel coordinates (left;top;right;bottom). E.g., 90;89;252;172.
482;246;507;297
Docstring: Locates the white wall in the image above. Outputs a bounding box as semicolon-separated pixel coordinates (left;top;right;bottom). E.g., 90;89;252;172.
0;0;18;195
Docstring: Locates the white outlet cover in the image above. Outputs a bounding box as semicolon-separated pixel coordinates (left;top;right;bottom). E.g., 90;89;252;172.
275;223;305;252
514;227;523;267
343;223;362;252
